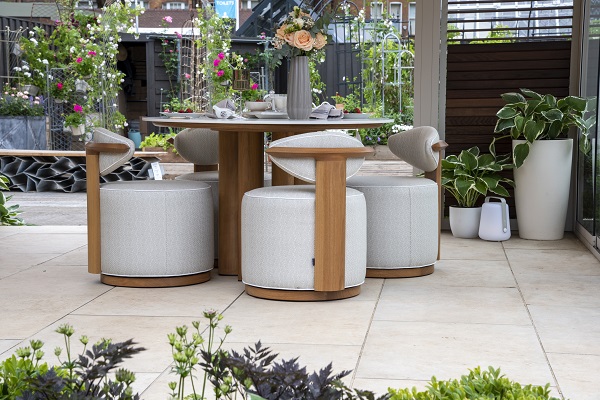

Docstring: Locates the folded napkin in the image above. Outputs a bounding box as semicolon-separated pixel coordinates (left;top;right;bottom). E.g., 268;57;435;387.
309;102;344;120
210;99;237;119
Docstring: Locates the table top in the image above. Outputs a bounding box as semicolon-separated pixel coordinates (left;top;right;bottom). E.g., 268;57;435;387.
143;116;393;133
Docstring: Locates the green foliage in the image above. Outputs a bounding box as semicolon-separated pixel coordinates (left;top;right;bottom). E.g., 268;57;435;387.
493;88;597;168
388;366;559;400
441;146;514;208
0;174;25;226
0;86;44;117
0;324;144;399
309;54;327;104
470;24;515;44
140;132;177;153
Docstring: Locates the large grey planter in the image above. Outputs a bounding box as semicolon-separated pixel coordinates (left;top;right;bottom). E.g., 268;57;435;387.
0;116;47;150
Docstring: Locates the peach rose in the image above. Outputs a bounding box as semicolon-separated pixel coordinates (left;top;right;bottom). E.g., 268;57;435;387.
276;24;288;39
313;32;327;49
284;32;295;45
292;30;314;51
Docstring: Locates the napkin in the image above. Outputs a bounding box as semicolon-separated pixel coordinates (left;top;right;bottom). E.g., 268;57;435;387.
309;102;344;120
210;99;237;119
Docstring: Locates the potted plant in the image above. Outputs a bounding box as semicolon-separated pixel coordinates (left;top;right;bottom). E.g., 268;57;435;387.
493;88;596;240
441;146;513;238
0;85;47;150
243;83;268;111
64;104;86;136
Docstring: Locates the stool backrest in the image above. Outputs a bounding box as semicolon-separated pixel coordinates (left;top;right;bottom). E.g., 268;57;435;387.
268;131;364;183
174;128;219;166
387;126;440;172
93;128;135;176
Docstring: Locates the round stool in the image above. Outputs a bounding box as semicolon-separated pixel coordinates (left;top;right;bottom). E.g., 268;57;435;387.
347;175;438;277
241;185;367;301
99;180;214;287
176;171;272;260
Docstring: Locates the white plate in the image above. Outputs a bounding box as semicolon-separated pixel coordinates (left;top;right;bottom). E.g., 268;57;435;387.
160;112;203;119
255;111;289;119
343;113;374;119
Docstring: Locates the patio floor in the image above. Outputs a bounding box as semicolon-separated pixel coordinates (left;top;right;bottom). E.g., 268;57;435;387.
1;161;599;399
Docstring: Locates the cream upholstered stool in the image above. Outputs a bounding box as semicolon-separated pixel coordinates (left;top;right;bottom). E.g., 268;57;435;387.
86;128;214;287
347;126;447;278
241;131;372;301
173;128;272;260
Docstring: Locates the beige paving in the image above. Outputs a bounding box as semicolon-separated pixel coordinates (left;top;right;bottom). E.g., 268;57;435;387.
2;227;600;399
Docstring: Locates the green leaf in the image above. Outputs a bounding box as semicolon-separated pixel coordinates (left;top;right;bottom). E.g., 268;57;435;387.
460;149;478;172
455;176;473;199
496;107;518;119
494;118;515;133
489;184;510;197
520;88;542;100
474;179;488;196
580;135;592;154
480;176;500;189
542;109;563;121
501;92;525;103
523;120;545;142
513;142;530;168
544;94;557;107
562;95;588;112
546;120;563;139
477;154;495;168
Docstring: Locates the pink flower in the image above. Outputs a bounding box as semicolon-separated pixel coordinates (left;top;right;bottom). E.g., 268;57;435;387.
217;70;224;77
218;52;225;60
251;83;259;90
175;31;182;39
169;50;173;53
73;104;83;113
76;57;83;63
57;82;63;90
244;58;248;62
213;59;220;67
87;51;97;56
162;16;173;24
184;73;191;79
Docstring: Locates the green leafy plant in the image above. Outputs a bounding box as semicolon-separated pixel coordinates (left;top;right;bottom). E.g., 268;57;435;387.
0;323;144;399
0;174;25;226
388;366;559;399
493;88;597;168
140;132;178;153
64;104;86;127
441;146;513;208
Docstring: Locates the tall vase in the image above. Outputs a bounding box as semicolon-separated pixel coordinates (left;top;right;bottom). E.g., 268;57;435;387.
287;56;312;119
513;139;572;240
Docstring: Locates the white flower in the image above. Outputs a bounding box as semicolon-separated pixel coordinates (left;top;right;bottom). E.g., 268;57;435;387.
42;59;49;65
124;122;128;127
30;38;38;45
13;66;21;72
23;72;31;78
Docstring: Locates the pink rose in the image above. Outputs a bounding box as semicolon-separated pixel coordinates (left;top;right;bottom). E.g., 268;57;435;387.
175;31;182;39
251;83;259;90
57;82;63;90
213;59;220;67
87;50;97;56
73;104;83;113
163;16;173;24
76;57;83;63
292;30;314;51
217;70;224;77
218;52;225;60
185;73;191;79
313;32;327;49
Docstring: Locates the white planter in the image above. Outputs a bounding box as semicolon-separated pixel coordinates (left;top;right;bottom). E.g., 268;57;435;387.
69;124;86;137
449;206;482;238
513;139;572;240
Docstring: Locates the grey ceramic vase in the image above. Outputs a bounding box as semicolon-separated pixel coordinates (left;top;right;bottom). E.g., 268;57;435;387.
287;56;312;119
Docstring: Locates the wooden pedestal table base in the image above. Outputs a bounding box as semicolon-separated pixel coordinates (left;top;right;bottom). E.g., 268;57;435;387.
366;264;434;278
101;271;212;288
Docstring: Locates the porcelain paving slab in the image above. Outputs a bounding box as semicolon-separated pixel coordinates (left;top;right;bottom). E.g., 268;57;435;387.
0;232;87;254
356;321;555;386
0;340;20;355
375;285;530;325
407;259;517;288
546;353;600;400
440;236;507;261
38;246;88;266
0;264;111;339
0;253;61;278
352;378;430;396
529;305;600;355
515;273;600;308
506;248;600;276
222;295;376;346
503;233;587;250
75;273;245;317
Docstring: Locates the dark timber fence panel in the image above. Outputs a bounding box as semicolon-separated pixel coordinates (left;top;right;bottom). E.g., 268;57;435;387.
444;40;571;213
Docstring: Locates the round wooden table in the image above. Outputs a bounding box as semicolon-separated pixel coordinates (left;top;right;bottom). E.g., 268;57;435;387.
144;117;393;278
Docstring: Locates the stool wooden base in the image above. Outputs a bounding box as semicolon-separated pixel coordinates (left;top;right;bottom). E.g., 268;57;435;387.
366;264;434;278
101;271;211;288
245;285;361;301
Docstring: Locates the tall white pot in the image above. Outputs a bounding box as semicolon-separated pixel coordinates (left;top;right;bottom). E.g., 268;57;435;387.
513;139;572;240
